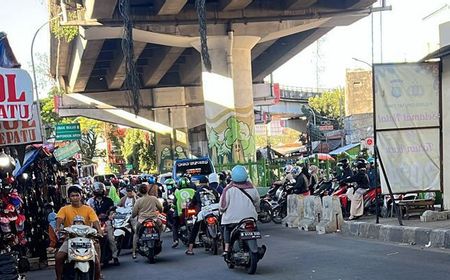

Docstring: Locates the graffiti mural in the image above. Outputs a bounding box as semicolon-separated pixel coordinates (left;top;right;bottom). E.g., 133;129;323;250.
208;114;255;165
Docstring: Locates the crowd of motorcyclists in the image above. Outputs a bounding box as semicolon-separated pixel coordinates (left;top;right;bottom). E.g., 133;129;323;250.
52;165;267;279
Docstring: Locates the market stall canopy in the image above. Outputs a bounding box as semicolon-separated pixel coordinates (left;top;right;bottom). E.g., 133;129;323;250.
308;153;334;161
0;32;20;68
13;148;40;177
329;143;360;156
271;143;307;156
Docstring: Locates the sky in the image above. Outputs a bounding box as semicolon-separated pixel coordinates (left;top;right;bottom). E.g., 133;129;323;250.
1;0;449;94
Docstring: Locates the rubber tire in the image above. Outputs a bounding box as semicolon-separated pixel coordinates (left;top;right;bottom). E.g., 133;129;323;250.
227;262;234;269
115;235;123;257
272;208;283;224
246;252;258;275
75;270;90;280
258;202;273;224
212;238;218;255
147;249;156;264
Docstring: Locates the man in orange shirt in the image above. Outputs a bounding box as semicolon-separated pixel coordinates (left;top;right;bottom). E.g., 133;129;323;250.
55;185;103;280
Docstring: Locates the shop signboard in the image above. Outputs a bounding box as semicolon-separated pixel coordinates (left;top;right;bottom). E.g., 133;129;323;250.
54;141;81;162
0;67;34;121
56;123;81;141
0;104;43;146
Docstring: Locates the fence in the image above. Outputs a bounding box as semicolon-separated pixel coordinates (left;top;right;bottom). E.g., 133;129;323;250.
215;160;287;190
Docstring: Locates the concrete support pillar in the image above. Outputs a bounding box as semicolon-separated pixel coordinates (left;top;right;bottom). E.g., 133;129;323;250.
192;34;260;165
152;88;190;172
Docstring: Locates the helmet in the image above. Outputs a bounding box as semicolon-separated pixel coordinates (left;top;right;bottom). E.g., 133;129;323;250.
199;175;208;184
147;176;155;184
356;159;368;170
93;182;105;195
178;177;190;189
291;166;301;176
339;158;349;165
283;165;294;174
208;173;219;184
231;165;248;183
219;171;227;181
73;215;85;225
164;178;175;185
126;185;134;192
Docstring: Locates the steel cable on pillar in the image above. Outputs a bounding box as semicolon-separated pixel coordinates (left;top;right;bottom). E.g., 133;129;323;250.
119;0;141;115
195;0;212;72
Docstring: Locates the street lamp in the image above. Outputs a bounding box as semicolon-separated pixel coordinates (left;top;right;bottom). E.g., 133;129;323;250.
31;13;63;141
352;57;372;68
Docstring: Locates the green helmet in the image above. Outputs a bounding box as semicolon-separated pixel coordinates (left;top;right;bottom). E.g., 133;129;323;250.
164;178;175;185
178;177;190;189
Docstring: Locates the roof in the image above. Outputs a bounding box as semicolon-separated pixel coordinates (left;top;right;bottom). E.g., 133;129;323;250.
329;143;360;156
421;44;450;61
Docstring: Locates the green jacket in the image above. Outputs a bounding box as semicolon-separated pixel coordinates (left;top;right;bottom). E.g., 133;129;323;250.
174;188;196;216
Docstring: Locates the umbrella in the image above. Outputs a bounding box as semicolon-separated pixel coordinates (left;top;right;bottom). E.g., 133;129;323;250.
308;153;335;161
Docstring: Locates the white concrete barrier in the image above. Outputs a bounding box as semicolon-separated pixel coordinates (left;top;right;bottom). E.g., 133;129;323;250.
298;196;322;231
316;196;344;234
282;194;305;228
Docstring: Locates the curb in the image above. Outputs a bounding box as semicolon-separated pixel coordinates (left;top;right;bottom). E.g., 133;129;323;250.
340;221;450;249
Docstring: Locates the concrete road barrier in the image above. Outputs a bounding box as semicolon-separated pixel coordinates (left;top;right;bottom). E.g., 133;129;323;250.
283;194;305;228
316;196;344;234
298;196;322;231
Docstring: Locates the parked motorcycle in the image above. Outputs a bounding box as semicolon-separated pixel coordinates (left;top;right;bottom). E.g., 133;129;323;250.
257;198;272;224
112;207;133;256
137;218;162;263
271;183;294;224
225;218;266;275
61;225;98;280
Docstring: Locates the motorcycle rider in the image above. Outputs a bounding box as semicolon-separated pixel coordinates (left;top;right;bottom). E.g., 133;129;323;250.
87;182;119;265
119;186;137;208
55;186;103;280
171;177;196;248
338;158;353;180
292;166;311;195
185;176;220;255
343;159;370;220
208;173;223;195
131;184;163;259
219;165;262;259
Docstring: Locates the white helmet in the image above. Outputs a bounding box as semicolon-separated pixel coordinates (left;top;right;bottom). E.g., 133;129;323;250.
208;173;219;184
284;165;294;174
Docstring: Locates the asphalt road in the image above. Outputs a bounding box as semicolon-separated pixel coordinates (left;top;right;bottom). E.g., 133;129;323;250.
29;223;450;280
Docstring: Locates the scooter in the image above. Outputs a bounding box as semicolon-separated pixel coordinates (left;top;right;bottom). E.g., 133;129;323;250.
137;218;162;264
61;225;98;280
199;203;221;255
112;207;133;256
225;218;266;275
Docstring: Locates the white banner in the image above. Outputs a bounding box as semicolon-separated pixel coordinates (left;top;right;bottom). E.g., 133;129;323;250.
374;63;439;129
378;129;440;194
0;104;43;146
0;67;34;121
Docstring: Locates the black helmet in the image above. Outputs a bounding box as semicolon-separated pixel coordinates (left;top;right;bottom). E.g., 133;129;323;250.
356;159;367;170
199;175;208;185
93;182;105;196
126;185;134;192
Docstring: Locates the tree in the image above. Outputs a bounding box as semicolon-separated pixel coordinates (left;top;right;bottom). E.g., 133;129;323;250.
77;118;104;162
121;129;157;173
308;88;345;120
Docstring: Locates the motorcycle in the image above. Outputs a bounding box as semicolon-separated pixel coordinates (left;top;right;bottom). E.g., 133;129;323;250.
199;203;221;255
257;198;272;224
178;207;197;246
112;207;133;256
225;218;266;275
137;218;162;263
61;225;98;280
98;215;112;267
271;183;294;224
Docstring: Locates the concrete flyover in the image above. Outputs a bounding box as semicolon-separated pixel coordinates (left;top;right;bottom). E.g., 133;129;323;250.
49;0;376;170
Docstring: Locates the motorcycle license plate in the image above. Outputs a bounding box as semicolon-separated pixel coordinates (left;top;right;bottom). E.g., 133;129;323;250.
143;233;159;240
240;231;261;240
71;242;91;249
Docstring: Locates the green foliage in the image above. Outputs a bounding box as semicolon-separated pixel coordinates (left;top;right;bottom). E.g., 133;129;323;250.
121;129;157;173
50;11;79;42
40;87;69;136
255;127;300;148
308;88;345;120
